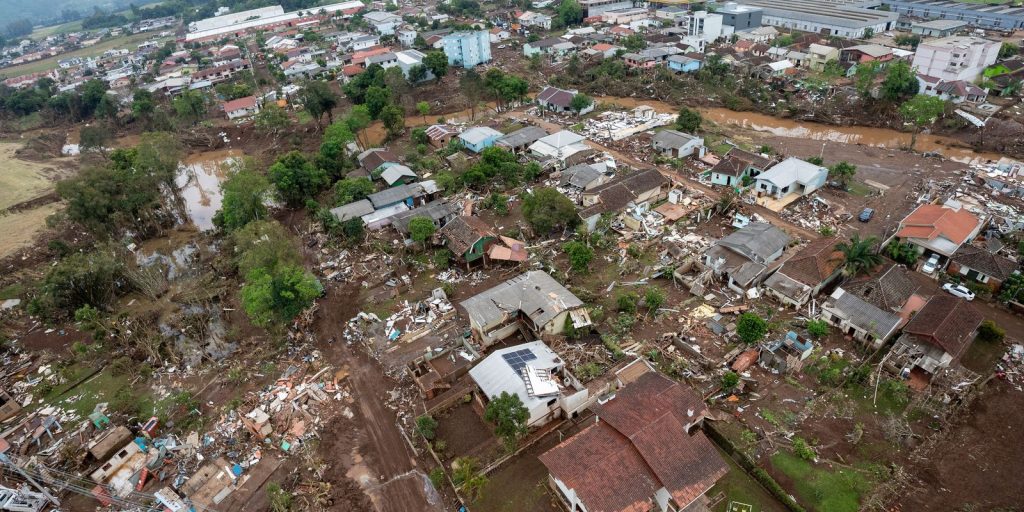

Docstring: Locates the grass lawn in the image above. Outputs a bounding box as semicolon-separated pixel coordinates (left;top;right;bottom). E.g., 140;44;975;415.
711;447;788;512
32;363;172;421
29;20;84;40
1;32;168;77
0;142;56;209
846;180;873;197
770;452;872;512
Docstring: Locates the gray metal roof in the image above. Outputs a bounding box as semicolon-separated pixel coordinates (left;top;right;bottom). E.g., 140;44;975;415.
468;341;563;415
497;125;549;148
330;199;374;222
391;200;456;233
381;164;417;185
367;181;434;208
458;126;503;146
715;222;790;265
460;271;584;330
652;129;700;150
828;288;902;338
561;163;604;189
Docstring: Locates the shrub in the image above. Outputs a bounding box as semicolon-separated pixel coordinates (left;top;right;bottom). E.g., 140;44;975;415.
644;287;666;314
792;437;816;461
736;313;768;344
563;241;594;274
976;320;1005;343
617;292;639;313
429;468;445;489
806;319;830;339
721;371;740;391
416;415;438;440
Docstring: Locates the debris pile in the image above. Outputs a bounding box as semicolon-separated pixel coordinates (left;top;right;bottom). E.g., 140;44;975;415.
998;344;1024;391
582;107;675;142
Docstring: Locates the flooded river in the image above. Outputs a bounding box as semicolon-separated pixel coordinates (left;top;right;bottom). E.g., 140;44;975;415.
592;96;1000;164
174;149;243;230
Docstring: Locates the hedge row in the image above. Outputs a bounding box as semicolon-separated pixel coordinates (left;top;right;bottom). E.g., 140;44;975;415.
703;422;807;512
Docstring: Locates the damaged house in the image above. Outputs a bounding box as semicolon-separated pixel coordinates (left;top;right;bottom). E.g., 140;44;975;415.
468;341;590;427
460;271;590;346
703;222;790;294
889;295;983;385
708;147;773;188
820;264;922;348
760;331;814;374
764;237;844;308
947;244;1019;291
539;372;728;512
578;168;670;231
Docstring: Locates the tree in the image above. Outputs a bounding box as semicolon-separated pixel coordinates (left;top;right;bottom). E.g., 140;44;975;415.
675;107;702;133
773;34;795;47
828;161;857;187
835;234;882;277
172;90;207;125
346;105;372;147
616;34;645;52
34;249;124;316
214;160;271;231
899;94;946;150
976;320;1005;343
254;103;291;136
881;61;918;101
556;0;584;27
999;42;1020;59
862;28;874;39
408;217;436;249
79;125;111;153
569;93;593;115
451;457;488;501
5;19;33;38
423;50;449;80
415;415;438;440
854;61;880;97
999;273;1024;304
483;391;529;451
232;220;302;276
886;240;918;265
894;34;921;49
563;241;594;273
268;151;328;207
241;264;322;328
379;104;405;139
736;313;767;344
131;89;155;122
334;177;374;206
365;86;391;119
300;80;340;127
721;371;740;392
416;101;431;123
522;188;579;235
460;70;487;119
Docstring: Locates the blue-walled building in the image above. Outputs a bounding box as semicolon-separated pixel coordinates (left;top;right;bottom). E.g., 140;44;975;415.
442;31;492;68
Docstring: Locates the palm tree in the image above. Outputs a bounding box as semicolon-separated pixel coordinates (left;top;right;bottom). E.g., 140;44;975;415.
836;235;883;277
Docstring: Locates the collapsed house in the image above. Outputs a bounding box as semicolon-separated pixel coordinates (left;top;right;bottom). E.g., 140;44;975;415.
820;265;922;347
468;341;589;427
703;222;790;295
459;271;591;346
889;295;983;386
578;168;671;231
539;372;728;512
763;237;843;308
760;331;814;374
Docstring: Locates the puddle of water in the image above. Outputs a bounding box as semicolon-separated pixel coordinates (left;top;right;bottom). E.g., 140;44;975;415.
175;150;243;230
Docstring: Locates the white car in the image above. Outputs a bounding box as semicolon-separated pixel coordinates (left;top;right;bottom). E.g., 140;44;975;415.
942;283;976;301
921;254;941;274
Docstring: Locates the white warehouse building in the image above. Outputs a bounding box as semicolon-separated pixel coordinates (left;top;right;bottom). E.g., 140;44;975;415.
734;0;899;38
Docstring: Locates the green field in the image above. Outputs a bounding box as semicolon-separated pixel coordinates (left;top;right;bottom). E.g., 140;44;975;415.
770;452;873;512
29;20;85;40
0;32;169;77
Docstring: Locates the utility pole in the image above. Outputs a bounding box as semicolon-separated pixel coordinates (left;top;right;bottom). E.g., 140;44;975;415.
0;438;61;507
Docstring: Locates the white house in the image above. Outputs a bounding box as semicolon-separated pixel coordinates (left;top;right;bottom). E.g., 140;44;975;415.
753;157;828;200
222;96;260;120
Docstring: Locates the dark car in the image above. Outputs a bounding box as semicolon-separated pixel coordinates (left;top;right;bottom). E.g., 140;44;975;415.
858;208;874;222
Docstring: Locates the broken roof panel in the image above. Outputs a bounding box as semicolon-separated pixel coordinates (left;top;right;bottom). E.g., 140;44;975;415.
460;270;584;330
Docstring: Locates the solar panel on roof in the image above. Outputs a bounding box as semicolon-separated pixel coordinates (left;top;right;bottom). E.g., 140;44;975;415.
502;349;538;373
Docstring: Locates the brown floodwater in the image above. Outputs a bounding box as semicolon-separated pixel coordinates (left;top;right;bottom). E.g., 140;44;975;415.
175;149;243;230
591;96;1000;164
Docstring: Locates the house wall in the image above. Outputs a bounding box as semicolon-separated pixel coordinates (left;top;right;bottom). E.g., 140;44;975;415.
470;317;520;347
668;59;701;73
912;39;1000;82
820;305;893;348
549;475;590;512
947;261;1003;291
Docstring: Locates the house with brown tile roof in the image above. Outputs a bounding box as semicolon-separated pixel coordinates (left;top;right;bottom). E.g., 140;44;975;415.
948;244;1019;291
764;237;844;307
708;147;773;188
821;264;920;348
894;204;985;264
438;216;496;266
889;295;983;382
539;372;727;512
579;168;670;231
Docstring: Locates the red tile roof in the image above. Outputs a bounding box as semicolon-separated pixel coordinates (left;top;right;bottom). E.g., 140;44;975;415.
540;373;727;512
222;96;257;112
903;295;983;359
896;204;981;246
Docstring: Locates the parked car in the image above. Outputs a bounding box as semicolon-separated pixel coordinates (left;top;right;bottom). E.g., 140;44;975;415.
942;282;976;301
858;208;874;222
922;254;941;274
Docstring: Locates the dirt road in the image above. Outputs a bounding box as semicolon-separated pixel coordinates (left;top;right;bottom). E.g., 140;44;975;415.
314;284;442;512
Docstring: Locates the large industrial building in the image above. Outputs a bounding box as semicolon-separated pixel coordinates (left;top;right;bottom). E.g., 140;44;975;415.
184;2;365;42
734;0;899;37
880;0;1024;31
